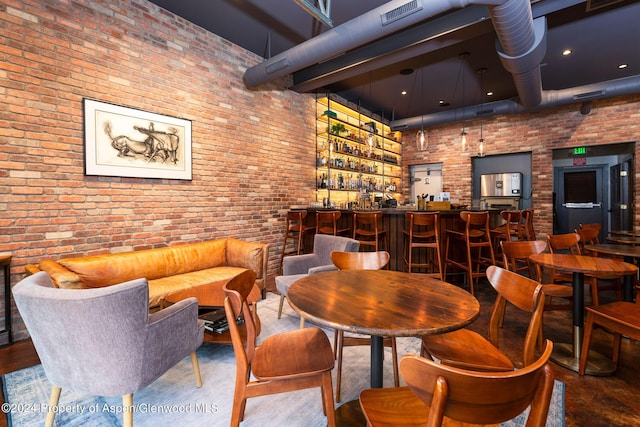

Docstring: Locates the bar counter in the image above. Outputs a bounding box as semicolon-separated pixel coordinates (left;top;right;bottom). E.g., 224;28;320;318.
301;207;503;273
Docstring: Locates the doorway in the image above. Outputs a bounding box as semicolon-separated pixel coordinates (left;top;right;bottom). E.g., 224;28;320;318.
552;142;635;240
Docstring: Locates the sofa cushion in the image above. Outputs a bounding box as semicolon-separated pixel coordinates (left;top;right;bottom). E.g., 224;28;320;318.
148;266;248;307
51;240;228;288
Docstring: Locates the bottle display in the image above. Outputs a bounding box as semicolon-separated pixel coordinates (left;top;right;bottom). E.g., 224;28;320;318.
316;95;402;207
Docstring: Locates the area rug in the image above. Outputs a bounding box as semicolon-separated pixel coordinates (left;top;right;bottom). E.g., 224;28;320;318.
2;292;565;426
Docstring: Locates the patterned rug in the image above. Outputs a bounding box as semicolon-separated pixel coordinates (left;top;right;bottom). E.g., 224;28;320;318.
2;292;565;426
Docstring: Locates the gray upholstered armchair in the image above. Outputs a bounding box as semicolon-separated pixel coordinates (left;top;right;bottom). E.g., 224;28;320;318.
276;234;359;322
12;271;205;427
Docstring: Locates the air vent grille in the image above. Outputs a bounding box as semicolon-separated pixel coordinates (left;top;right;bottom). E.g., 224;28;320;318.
574;90;605;101
586;0;624;12
381;0;422;26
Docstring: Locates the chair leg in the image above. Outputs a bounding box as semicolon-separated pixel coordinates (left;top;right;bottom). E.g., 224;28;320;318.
579;310;596;375
299;317;305;329
321;371;337;427
612;332;623;365
335;330;344;402
122;393;133;427
390;337;399;387
45;385;61;427
190;351;203;387
278;294;285;319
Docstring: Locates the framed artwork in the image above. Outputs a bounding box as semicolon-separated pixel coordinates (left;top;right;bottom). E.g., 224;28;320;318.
83;99;192;180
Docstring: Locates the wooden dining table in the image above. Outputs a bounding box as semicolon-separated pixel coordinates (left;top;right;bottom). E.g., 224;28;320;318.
584;243;640;301
608;230;640;237
529;253;637;375
286;269;480;388
605;235;640;245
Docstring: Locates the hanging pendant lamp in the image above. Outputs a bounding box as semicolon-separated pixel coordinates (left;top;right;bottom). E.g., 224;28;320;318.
458;53;469;151
416;56;427;151
478;67;487;157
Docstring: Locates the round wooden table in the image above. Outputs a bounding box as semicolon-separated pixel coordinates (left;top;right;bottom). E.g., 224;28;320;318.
605;235;640;245
529;253;637;375
584;243;640;301
608;230;640;237
286;269;480;388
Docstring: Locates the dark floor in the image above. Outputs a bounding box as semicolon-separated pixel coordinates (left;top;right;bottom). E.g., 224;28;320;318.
1;276;638;427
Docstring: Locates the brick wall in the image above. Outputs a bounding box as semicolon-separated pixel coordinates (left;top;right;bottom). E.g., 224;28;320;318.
0;0;316;340
402;95;640;240
2;0;640;340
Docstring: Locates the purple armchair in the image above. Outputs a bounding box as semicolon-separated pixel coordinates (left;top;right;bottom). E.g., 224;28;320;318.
12;271;205;427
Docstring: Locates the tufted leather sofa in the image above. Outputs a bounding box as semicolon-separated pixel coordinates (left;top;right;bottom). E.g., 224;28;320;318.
25;238;269;307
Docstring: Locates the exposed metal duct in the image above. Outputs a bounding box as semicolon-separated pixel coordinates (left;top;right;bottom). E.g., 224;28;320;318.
244;0;479;88
390;75;640;130
245;0;549;123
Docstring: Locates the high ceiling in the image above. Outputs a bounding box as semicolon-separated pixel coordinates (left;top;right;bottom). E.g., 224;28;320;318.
148;0;640;126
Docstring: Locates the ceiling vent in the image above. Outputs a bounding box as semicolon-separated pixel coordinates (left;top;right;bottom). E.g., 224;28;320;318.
381;0;423;26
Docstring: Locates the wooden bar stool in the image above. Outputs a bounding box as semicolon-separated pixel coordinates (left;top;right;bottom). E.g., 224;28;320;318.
490;209;522;263
403;211;442;279
520;208;536;240
316;210;350;236
353;211;387;252
280;210;314;273
444;210;495;295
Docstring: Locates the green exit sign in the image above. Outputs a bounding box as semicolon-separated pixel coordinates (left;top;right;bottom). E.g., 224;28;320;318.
574;147;587;155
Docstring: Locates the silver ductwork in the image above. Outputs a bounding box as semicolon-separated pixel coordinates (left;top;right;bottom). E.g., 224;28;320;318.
244;0;481;88
244;0;549;122
390;75;640;130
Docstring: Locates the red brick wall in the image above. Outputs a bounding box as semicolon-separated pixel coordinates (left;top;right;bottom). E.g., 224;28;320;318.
0;0;316;340
403;95;640;239
2;0;640;340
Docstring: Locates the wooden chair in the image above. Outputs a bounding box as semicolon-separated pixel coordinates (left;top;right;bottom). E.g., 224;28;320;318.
330;251;398;402
501;239;573;350
353;211;387;252
359;341;555;427
421;265;545;371
316;210;350;236
223;270;336;427
280;210;314;273
547;232;619;306
576;226;623;303
520;208;536;240
491;210;522;264
579;285;640;375
403;211;442;278
443;211;495;295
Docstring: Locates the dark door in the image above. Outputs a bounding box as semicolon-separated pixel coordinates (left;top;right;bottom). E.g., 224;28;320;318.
554;165;607;240
610;160;633;231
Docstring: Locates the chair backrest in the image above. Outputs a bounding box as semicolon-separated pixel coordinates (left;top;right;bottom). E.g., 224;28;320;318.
12;272;150;395
460;211;491;239
575;227;600;254
286;210;307;230
405;211;440;240
353;211;383;235
313;234;360;263
485;265;545;367
331;251;390;270
500;210;523;239
400;340;555;427
223;269;259;372
316;210;341;235
520;208;536;240
547;232;581;254
501;240;547;280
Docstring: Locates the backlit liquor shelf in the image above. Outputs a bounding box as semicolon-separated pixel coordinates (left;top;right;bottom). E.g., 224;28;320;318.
316;95;402;206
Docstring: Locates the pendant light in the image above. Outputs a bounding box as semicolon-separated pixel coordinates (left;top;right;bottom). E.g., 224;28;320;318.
416;56;427;151
477;67;487;157
458;53;469;151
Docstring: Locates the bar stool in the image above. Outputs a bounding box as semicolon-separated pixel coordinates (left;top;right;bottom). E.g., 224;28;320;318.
280;210;314;273
490;210;522;263
316;210;350;236
403;211;442;279
353;211;387;252
520;208;536;240
444;210;495;295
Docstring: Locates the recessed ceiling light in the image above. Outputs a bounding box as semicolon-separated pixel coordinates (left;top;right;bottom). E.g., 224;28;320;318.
562;49;572;56
401;90;407;95
399;68;414;75
486;91;493;96
439;100;450;107
618;63;628;69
